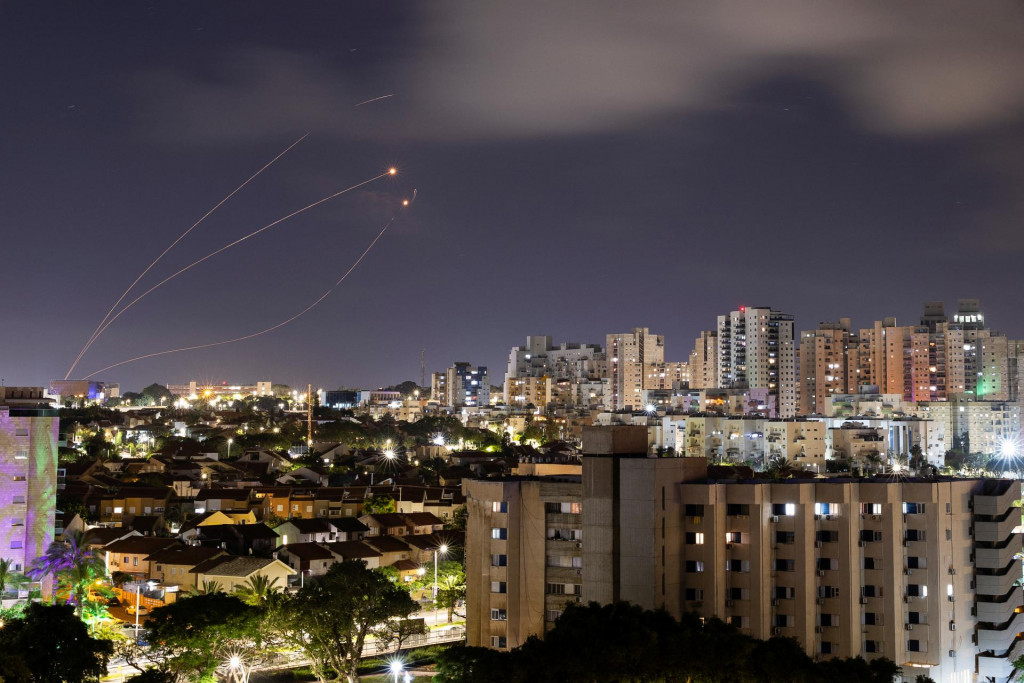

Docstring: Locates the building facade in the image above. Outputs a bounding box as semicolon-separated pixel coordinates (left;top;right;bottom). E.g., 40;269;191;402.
0;389;58;586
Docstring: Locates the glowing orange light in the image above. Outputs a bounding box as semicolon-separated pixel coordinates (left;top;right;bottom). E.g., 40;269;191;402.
402;199;409;206
388;168;397;175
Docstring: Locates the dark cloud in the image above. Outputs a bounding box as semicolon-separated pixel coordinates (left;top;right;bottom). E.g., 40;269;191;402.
134;2;1024;143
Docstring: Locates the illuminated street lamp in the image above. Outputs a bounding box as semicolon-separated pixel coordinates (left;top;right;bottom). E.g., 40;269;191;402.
390;660;404;683
227;438;233;459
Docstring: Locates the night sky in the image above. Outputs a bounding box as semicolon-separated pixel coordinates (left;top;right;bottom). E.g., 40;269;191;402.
3;2;1024;392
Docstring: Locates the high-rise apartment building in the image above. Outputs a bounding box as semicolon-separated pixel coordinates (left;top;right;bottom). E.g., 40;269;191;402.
0;388;58;590
605;328;665;411
715;307;796;417
503;336;604;406
798;319;859;415
445;363;489;407
464;476;583;650
465;427;1024;681
582;453;1022;682
688;330;719;390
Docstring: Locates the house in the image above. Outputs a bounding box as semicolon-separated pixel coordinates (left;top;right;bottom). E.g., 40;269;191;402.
194;488;253;515
191;556;295;593
84;527;140;551
277;543;337;578
363;535;413;566
146;545;228;591
332;517;369;541
273;518;338;546
403;512;445;535
104;536;179;579
359;513;412;537
323;541;382;569
126;514;165;536
402;531;465;565
54;512;85;541
96;486;173;526
237;450;293;473
277;466;329;486
196;523;278;556
179;510;247;542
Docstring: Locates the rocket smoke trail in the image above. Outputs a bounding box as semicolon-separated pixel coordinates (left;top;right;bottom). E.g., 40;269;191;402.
75;167;397;371
65;133;309;379
82;216;398;379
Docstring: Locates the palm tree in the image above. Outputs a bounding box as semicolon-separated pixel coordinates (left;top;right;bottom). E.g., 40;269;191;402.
0;557;14;597
186;580;224;596
436;572;466;623
25;530;105;616
232;574;281;606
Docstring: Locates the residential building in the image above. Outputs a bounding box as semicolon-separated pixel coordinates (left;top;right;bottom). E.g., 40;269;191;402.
580;451;1023;683
0;389;58;586
503;336;605;406
714;307;796;417
798;320;858;415
464;475;583;651
688;331;719;390
606;328;665;411
445;363;489;407
191;556;294;593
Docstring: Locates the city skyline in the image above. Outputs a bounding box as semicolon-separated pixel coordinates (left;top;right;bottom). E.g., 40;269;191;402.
4;2;1024;392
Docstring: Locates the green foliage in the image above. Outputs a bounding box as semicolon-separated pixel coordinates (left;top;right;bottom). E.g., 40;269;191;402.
436;569;466;623
0;602;112;683
363;493;397;514
143;593;266;682
26;530;106;617
272;560;419;683
434;602;902;683
141;383;174;405
232;574;283;606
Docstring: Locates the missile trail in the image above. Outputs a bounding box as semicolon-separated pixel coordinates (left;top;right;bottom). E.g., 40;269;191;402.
82;217;397;380
64;133;309;380
354;94;394;107
81;168;397;357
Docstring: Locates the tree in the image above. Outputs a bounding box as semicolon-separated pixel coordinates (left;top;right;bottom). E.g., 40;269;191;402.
363;493;397;514
0;602;111;683
276;560;419;683
140;383;173;406
144;593;268;683
0;558;29;597
436;569;466;623
232;574;282;606
26;530;106;617
185;579;224;596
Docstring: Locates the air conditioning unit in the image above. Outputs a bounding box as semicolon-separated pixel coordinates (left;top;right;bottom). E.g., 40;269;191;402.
905;623;913;631
948;567;956;575
575;542;582;549
826;515;834;521
576;569;582;575
858;540;865;547
814;541;821;548
904;568;913;575
948;649;956;658
949;621;956;631
948;595;955;603
816;597;825;605
770;515;779;523
814;626;823;633
725;600;734;607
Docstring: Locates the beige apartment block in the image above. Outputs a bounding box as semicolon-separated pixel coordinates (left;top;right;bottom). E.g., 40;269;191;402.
0;393;58;591
606;328;664;412
464;477;582;650
582;454;1023;683
799;320;857;415
688;330;719;390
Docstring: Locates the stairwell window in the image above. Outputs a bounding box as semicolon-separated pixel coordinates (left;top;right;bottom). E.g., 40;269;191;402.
491;528;507;540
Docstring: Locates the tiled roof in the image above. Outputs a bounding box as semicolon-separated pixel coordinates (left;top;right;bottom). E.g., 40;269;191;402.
146;545;225;566
194;556;286;578
104;536;179;555
325;541;381;560
364;535;410;554
279;543;335;561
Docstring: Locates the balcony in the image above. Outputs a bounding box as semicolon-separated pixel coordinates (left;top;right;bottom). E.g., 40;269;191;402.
976;587;1022;624
977;653;1015;682
974;510;1021;543
977;569;1022;598
974;481;1022;517
976;541;1023;570
978;611;1024;654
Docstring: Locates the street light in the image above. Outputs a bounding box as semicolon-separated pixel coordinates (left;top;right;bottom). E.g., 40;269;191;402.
227;438;233;459
300;569;312;588
390;659;404;683
433;544;449;622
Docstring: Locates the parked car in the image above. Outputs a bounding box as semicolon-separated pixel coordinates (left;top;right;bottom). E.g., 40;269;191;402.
125;605;149;616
